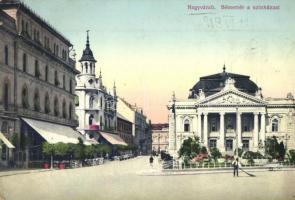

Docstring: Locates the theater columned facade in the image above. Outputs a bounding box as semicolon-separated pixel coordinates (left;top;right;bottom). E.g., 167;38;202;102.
168;69;295;156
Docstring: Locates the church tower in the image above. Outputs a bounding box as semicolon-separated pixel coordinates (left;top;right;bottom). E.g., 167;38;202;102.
75;31;118;141
79;30;96;76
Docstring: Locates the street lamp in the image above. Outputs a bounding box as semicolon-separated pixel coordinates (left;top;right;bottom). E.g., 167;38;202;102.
235;107;239;159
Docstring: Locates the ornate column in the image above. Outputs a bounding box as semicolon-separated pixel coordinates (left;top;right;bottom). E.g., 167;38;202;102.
197;113;202;141
237;112;242;148
219;112;225;151
253;112;259;150
260;113;266;147
203;113;208;147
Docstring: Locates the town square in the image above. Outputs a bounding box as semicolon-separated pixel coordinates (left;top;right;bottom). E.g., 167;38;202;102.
0;0;295;199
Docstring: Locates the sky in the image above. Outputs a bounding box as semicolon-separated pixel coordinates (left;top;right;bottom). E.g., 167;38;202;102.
23;0;295;123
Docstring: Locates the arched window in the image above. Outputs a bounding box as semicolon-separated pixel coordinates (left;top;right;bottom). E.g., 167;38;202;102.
272;119;279;132
1;121;8;134
69;103;73;120
22;85;29;108
62;99;67;118
44;93;50;114
54;71;59;86
4;45;8;65
100;116;103;127
3;80;9;111
54;96;59;116
211;118;216;132
89;96;94;109
23;53;27;72
69;79;72;93
184;119;190;132
45;65;48;81
85;62;88;73
100;96;103;108
63;75;66;89
35;60;40;78
90;63;92;74
34;89;40;111
89;114;94;125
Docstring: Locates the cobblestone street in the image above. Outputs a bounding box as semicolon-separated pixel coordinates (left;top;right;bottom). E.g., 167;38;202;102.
0;156;295;200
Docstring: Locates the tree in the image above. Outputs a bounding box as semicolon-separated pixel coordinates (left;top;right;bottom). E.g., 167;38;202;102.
42;142;55;157
200;146;208;154
278;141;286;161
84;145;96;158
234;148;243;157
178;136;201;159
287;150;295;163
265;136;280;160
210;148;222;161
54;142;69;157
73;138;85;161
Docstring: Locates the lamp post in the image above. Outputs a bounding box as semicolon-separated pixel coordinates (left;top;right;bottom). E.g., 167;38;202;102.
235;107;239;159
50;137;53;169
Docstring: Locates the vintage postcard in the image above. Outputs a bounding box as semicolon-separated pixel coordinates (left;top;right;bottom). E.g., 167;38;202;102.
0;0;294;199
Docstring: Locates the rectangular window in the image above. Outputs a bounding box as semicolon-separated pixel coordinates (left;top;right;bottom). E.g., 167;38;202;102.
63;75;65;89
4;45;8;65
209;140;217;148
226;140;233;151
242;140;249;152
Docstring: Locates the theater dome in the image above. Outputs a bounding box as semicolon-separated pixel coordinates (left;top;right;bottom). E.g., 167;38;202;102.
189;65;259;98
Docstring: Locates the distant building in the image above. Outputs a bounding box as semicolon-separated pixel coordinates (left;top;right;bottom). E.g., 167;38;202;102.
168;66;295;157
75;32;117;142
117;113;133;145
0;1;81;167
151;123;169;153
117;97;151;154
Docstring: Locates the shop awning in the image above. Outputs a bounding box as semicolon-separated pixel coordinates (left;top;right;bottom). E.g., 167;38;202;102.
100;132;127;146
22;118;91;145
0;132;15;149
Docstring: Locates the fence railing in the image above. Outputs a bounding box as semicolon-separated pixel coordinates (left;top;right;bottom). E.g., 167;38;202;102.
162;160;295;170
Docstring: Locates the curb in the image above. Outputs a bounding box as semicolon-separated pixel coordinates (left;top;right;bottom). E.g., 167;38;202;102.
139;167;295;176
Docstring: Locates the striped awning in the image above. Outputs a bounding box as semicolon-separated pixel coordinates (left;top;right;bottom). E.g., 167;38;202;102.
22;118;91;145
100;132;127;146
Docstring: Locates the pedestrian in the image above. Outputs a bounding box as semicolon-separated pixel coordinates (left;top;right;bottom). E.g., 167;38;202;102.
149;155;154;167
232;158;240;177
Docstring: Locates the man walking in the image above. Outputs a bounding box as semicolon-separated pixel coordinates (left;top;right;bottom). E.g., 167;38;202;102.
149;156;154;167
232;158;240;177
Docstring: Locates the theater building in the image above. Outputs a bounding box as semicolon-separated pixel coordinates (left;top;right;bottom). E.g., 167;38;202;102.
168;66;295;156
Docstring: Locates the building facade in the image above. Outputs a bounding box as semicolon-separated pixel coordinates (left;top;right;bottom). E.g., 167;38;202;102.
117;97;152;154
117;113;133;145
168;66;295;157
75;32;117;141
0;1;80;167
151;123;169;153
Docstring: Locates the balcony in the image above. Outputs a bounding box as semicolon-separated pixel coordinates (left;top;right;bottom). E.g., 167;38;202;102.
18;107;78;127
242;132;253;138
209;131;220;138
226;129;236;138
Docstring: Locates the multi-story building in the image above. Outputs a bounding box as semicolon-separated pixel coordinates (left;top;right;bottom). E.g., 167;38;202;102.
168;66;295;157
117;97;152;154
0;1;81;167
151;123;169;153
117;113;133;145
75;32;117;142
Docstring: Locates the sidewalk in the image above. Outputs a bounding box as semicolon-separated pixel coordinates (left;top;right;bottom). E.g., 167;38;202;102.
0;168;53;178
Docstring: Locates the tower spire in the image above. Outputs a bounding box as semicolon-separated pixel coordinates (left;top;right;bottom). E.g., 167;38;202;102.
86;30;90;47
223;64;226;73
99;68;102;78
